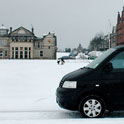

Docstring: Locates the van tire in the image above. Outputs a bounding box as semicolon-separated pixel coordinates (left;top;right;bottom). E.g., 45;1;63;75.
79;95;105;118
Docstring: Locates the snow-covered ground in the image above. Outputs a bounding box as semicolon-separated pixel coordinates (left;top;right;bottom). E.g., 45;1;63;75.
0;59;124;124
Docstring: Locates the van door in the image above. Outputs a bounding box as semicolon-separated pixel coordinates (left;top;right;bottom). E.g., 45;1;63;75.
101;51;124;108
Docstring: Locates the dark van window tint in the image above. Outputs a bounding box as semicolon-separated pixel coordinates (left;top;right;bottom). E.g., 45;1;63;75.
110;51;124;69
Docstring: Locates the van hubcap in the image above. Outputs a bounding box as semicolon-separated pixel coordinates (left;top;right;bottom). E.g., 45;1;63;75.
83;99;102;117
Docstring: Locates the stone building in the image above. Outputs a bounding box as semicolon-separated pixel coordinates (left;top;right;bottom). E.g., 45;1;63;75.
0;25;57;59
116;7;124;45
0;25;9;59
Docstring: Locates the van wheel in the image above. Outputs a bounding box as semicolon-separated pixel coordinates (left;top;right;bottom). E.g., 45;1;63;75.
79;95;105;118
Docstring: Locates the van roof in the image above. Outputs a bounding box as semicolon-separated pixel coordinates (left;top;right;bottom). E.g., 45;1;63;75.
114;45;124;50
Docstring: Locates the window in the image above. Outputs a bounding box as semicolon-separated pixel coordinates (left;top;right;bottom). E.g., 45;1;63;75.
20;51;23;59
15;51;18;59
27;37;31;42
15;47;18;59
11;37;14;41
87;48;115;69
38;42;40;48
23;37;26;41
15;47;18;51
20;47;23;51
35;42;38;48
0;51;2;57
24;47;27;59
29;51;31;59
25;51;27;59
15;36;18;42
25;47;27;51
12;51;14;59
12;47;14;59
5;51;7;57
20;36;24;41
0;30;7;35
40;51;43;56
110;51;124;69
35;42;41;48
25;36;27;41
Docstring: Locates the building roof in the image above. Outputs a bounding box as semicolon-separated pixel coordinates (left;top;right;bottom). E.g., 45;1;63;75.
0;24;8;30
10;26;35;36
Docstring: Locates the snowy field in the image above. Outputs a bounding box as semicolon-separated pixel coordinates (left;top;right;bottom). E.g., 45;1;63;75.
0;58;124;124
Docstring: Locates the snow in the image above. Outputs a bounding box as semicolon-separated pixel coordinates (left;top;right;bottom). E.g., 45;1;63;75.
0;59;124;123
0;60;89;111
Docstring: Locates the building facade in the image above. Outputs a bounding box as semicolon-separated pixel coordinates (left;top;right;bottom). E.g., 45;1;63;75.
116;7;124;45
0;25;57;59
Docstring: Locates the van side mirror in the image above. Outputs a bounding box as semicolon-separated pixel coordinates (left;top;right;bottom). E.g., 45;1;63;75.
103;62;113;72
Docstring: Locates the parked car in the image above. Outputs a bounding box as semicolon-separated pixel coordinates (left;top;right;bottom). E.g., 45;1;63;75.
69;51;78;58
88;51;103;60
56;46;124;118
59;56;75;60
88;56;97;60
88;51;103;57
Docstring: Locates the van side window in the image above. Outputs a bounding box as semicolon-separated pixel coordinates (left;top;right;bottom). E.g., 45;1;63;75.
110;51;124;69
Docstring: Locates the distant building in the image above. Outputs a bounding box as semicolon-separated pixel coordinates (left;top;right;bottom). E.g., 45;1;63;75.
110;26;116;48
0;25;57;59
116;7;124;45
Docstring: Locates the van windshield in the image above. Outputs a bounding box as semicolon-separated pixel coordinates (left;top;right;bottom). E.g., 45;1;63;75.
86;48;116;69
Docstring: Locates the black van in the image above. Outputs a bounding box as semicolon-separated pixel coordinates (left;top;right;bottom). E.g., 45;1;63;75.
56;46;124;118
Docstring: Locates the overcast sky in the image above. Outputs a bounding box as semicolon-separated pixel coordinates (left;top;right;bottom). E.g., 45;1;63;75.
0;0;124;49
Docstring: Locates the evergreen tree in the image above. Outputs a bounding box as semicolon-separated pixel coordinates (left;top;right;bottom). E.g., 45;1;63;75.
77;43;83;52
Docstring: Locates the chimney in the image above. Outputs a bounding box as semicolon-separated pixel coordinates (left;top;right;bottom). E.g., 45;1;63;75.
10;27;12;33
117;12;121;24
31;27;34;34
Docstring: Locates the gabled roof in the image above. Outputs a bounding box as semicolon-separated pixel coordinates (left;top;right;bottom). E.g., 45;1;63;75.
10;26;35;36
